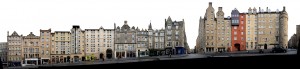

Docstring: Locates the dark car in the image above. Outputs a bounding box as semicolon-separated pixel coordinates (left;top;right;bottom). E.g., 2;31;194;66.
271;46;287;53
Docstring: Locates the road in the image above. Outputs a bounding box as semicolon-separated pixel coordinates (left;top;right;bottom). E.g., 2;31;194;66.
6;49;297;69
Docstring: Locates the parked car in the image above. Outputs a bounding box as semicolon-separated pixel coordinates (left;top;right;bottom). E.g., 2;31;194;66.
271;46;287;53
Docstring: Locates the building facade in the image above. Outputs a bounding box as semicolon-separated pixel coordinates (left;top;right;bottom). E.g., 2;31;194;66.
136;27;150;57
196;16;205;53
70;25;85;62
196;2;289;53
279;7;288;49
114;21;137;58
7;31;23;65
216;7;231;52
22;32;40;65
0;42;8;62
245;8;258;50
231;12;246;51
40;29;51;64
51;31;71;63
257;7;280;49
85;26;114;59
198;2;231;53
164;16;187;54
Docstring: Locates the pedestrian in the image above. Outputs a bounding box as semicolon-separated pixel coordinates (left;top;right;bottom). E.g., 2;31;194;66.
102;55;105;61
169;50;172;58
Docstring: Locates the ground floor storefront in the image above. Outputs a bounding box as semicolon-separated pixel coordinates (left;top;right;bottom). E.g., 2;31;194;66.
50;54;84;64
165;47;186;55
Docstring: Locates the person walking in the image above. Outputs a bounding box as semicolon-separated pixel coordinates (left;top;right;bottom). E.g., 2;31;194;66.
169;50;172;58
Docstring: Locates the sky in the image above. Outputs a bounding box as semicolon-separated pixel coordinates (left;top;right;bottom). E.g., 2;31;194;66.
0;0;298;49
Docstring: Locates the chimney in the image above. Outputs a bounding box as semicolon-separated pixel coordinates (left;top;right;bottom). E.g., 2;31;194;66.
124;20;128;25
259;7;261;12
209;2;212;7
266;7;268;12
7;31;9;36
218;7;222;11
283;6;286;11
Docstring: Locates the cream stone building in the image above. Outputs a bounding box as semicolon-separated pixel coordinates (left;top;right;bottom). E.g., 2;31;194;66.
7;31;23;65
257;7;288;49
40;29;51;64
22;32;40;65
85;26;114;59
50;31;71;63
70;25;85;62
216;7;231;52
245;7;258;50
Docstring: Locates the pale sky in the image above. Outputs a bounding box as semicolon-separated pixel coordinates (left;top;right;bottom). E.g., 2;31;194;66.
0;0;298;49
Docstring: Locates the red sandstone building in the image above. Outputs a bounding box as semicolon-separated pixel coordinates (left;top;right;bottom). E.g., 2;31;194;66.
231;9;246;51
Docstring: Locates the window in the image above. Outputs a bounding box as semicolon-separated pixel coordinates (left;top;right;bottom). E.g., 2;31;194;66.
241;32;244;35
234;36;237;40
234;26;237;29
248;31;250;35
241;20;244;24
168;26;171;29
176;26;178;29
175;31;179;35
167;31;171;35
234;31;237;35
248;20;250;24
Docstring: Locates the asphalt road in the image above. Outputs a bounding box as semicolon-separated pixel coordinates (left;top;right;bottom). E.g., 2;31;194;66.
6;50;297;69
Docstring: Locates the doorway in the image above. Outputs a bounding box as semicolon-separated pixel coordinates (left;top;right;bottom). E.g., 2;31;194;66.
234;44;241;51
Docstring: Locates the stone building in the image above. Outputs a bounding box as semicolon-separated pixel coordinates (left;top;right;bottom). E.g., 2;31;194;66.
50;31;71;63
164;16;187;55
22;32;40;65
85;26;114;59
196;2;289;53
114;20;137;58
216;7;232;52
245;7;258;50
40;29;51;64
198;2;232;53
7;31;23;65
136;27;150;57
0;42;8;62
70;25;85;62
